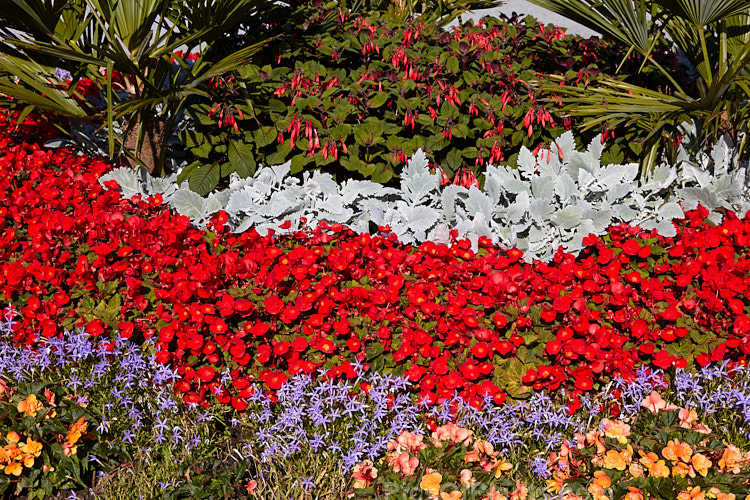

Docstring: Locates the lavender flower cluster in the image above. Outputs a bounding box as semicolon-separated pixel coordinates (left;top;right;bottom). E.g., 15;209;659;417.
3;303;750;498
0;305;203;456
604;361;750;438
243;359;426;473
241;357;588;480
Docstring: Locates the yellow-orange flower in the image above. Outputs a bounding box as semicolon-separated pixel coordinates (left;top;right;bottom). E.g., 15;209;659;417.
4;462;21;476
662;439;692;463
22;454;34;468
17;394;43;417
691;453;711;477
20;439;42;458
441;492;462;500
5;444;20;461
66;416;87;445
420;472;442;496
624;487;644;500
493;456;513;478
603;448;630;471
546;471;565;494
672;461;691;478
650;459;670;478
677;486;705;500
6;432;20;444
592;470;611;488
0;448;8;465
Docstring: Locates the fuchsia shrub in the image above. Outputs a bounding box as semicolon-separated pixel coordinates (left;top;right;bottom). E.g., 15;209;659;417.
1;109;749;414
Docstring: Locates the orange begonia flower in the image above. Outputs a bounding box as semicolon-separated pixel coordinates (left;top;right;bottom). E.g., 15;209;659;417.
672;461;691;478
691;453;711;477
592;470;611;488
17;394;43;417
718;446;744;473
493;456;513;478
4;462;21;476
662;440;692;463
677;486;705;500
603;445;633;471
20;439;42;458
66;416;88;445
441;492;462;500
624;487;644;500
420;472;442;496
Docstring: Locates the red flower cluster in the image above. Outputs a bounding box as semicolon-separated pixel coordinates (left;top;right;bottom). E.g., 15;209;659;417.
1;110;749;412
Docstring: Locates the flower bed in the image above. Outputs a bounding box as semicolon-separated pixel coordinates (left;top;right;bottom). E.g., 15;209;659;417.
2;109;750;417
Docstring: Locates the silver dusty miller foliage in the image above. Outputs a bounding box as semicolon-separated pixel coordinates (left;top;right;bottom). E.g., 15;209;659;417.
100;129;750;262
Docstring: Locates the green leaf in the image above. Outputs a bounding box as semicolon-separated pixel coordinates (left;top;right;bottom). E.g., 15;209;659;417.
188;163;221;196
368;92;388;108
496;359;533;399
445;148;463;171
228;140;256;178
446;55;460;73
253;126;277;148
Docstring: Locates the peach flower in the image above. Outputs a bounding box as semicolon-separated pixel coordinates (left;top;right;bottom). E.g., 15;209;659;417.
389;431;427;454
678;408;698;428
718;445;744;473
352;460;378;489
484;485;507;500
510;480;528;500
389;451;419;476
459;469;475;487
600;418;630;444
641;391;668;413
708;488;735;500
246;480;258;494
432;423;472;447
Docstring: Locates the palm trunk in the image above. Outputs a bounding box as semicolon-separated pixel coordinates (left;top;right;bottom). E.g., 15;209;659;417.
123;113;166;177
